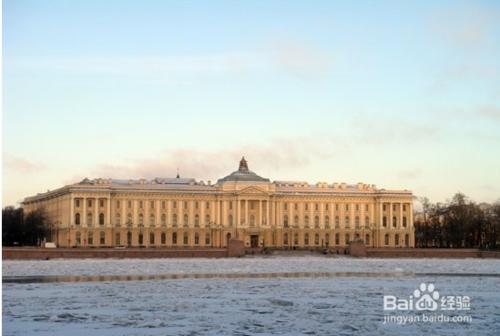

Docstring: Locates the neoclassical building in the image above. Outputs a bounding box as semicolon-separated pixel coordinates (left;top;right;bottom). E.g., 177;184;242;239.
22;157;415;248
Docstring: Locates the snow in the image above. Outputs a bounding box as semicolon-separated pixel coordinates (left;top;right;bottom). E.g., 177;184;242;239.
3;257;500;335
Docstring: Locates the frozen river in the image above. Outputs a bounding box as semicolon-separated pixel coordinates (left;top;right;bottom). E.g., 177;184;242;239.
3;257;500;335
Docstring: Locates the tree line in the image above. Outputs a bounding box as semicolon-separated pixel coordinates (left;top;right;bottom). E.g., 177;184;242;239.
2;207;51;246
414;193;500;249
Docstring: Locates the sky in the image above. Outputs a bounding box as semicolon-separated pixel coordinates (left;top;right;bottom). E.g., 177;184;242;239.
3;0;500;206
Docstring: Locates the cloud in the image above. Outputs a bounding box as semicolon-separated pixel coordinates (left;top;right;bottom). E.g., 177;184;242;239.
397;169;423;180
269;38;333;80
3;154;45;173
476;105;500;121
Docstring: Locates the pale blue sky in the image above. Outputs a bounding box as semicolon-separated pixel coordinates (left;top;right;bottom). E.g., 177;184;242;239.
3;0;500;206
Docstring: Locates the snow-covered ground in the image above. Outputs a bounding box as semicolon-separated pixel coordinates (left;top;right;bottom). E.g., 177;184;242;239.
4;256;500;277
3;257;500;335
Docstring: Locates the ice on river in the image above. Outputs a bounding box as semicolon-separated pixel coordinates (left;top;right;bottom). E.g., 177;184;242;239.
3;257;500;336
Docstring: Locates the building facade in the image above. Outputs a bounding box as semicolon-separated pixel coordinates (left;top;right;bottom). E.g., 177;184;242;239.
22;158;415;248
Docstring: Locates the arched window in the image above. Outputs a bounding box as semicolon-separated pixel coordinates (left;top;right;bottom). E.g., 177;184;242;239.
161;214;166;227
183;214;188;227
99;213;105;226
194;233;199;245
325;216;330;228
355;216;360;229
335;216;340;228
314;233;319;245
183;232;188;245
149;214;155;226
395;234;400;246
138;213;144;227
150;232;155;245
100;231;105;245
383;216;387;227
283;215;289;228
161;232;166;245
304;216;309;228
115;213;121;227
284;233;289;245
384;234;389;245
75;232;81;245
195;214;200;227
75;213;81;225
87;213;93;227
392;216;397;227
250;215;255;227
227;215;232;227
304;233;309;246
172;232;177;245
403;217;407;227
138;233;144;245
314;216;319;228
88;231;93;245
173;214;178;227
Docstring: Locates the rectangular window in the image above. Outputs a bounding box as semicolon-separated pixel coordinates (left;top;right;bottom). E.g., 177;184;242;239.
75;199;80;208
325;204;329;211
151;201;154;209
365;204;369;211
345;204;349;211
305;203;308;211
139;201;143;209
88;199;92;207
116;200;120;208
128;200;132;208
284;203;288;211
173;201;177;208
315;203;319;211
100;200;104;208
335;204;339;211
161;201;166;209
393;204;397;211
205;234;210;245
355;204;359;211
294;203;298;210
383;204;386;211
403;204;407;211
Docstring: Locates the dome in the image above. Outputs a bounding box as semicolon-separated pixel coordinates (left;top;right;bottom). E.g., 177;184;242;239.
217;157;270;183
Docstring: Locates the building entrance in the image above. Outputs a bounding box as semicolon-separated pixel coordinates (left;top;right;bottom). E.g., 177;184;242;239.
250;235;259;248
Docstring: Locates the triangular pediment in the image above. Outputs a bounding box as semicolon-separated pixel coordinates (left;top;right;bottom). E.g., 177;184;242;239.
236;186;269;195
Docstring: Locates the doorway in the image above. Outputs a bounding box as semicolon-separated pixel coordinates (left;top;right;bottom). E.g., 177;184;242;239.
250;235;259;248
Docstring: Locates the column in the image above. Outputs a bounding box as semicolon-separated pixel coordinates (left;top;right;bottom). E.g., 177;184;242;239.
379;201;383;229
399;202;403;230
222;200;227;226
299;202;304;228
211;200;216;225
237;198;241;227
133;200;138;228
266;200;270;226
200;201;205;228
189;200;194;228
309;202;314;228
245;200;249;226
69;195;74;226
106;197;111;228
156;200;160;228
121;199;126;227
82;197;87;227
259;200;262;226
389;202;393;229
94;197;99;227
319;202;324;229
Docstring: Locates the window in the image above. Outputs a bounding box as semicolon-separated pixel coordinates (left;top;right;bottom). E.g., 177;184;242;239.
355;204;359;211
138;233;143;245
365;204;369;211
304;233;309;246
87;213;93;227
150;201;154;209
345;204;349;211
227;215;232;227
250;202;254;210
173;201;177;208
115;213;121;227
228;202;231;210
161;232;166;245
284;203;288;211
383;216;387;227
314;216;319;228
139;201;143;209
335;233;339;245
335;216;340;228
161;214;166;227
115;232;120;245
403;204;407;212
383;204;386;211
127;213;132;227
395;234;400;246
355;216;360;229
127;231;132;246
116;200;120;209
138;214;144;227
283;215;289;228
250;215;255;227
405;234;409;247
335;204;339;211
100;199;104;208
294;216;299;227
75;213;80;225
325;233;329;247
99;213;105;226
205;233;210;245
149;214;155;226
305;203;308;211
194;233;199;245
314;234;319;245
183;214;188;227
161;201;166;209
325;204;329;211
345;234;350;244
150;232;155;245
284;233;289;245
172;232;177;245
403;217;407;227
205;215;210;226
183;233;188;245
393;204;396;211
345;216;350;227
128;200;132;208
294;233;299;245
304;216;309;228
88;232;93;245
206;202;209;209
100;231;105;245
173;214;178;227
294;203;298;210
365;216;369;227
75;199;80;208
183;201;188;208
76;232;81;245
325;216;330;228
315;203;319;211
365;234;370;245
385;234;389;245
392;216;397;227
88;199;92;207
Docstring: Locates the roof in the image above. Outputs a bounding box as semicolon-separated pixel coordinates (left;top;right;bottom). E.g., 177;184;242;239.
217;157;270;183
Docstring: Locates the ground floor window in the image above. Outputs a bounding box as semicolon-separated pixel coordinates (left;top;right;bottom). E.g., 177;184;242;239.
183;233;188;245
88;232;93;245
314;233;319;245
138;233;143;245
304;233;309;246
100;231;105;245
325;233;329;247
172;232;177;245
115;232;120;245
365;234;370;245
195;233;199;245
385;234;389;245
294;233;299;245
345;234;350;245
405;234;409;247
395;234;400;246
335;233;339;245
76;232;81;245
205;233;210;245
161;232;166;245
283;233;288;245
